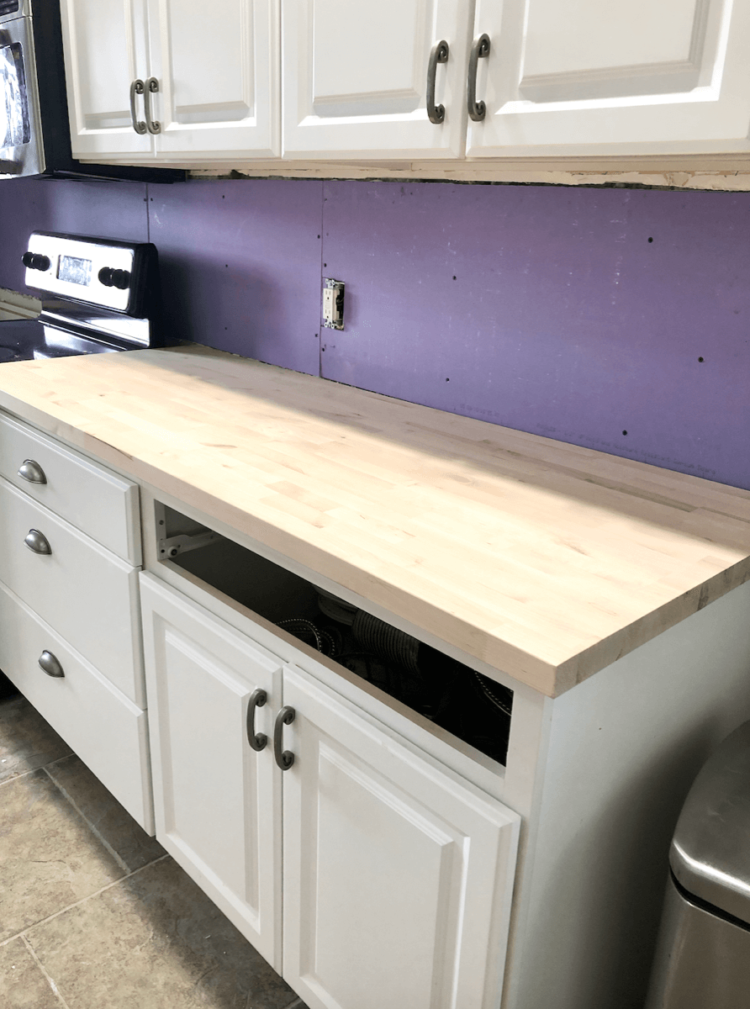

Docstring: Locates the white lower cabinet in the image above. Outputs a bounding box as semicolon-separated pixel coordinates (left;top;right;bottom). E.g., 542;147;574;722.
0;580;153;831
140;572;520;1009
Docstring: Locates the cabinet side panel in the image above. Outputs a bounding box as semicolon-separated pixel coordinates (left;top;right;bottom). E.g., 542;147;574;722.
503;580;750;1009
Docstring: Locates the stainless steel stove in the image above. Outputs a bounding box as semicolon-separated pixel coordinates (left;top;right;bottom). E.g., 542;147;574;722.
0;231;162;363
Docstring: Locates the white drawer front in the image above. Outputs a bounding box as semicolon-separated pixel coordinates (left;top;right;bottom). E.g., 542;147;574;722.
0;580;153;832
0;476;144;707
0;412;141;565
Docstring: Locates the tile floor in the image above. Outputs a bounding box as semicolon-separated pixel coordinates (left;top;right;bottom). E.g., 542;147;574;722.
0;685;307;1009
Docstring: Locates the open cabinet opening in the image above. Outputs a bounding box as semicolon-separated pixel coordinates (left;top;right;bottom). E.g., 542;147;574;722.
157;503;512;766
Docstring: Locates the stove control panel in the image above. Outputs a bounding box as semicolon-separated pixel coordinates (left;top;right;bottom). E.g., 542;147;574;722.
22;232;156;317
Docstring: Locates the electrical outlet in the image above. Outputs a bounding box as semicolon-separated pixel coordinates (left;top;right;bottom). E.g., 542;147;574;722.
322;278;345;330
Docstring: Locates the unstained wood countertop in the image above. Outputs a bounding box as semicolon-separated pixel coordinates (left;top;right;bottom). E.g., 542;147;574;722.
1;345;749;697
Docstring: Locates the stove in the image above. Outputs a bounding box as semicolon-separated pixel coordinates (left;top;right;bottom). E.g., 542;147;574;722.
0;231;162;363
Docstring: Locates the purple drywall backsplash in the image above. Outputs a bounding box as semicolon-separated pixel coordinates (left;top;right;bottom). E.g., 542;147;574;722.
0;176;748;490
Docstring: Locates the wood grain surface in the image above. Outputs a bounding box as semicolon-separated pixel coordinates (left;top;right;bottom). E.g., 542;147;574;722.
0;346;748;697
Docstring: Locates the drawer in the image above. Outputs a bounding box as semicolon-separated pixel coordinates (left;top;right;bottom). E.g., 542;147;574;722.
0;476;144;707
0;411;141;565
0;580;153;832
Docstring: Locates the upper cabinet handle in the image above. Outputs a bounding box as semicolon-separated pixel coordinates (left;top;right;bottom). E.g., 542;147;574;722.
273;705;296;770
468;34;491;122
129;79;147;135
24;528;52;555
247;688;268;752
144;78;161;134
18;459;46;484
426;41;449;125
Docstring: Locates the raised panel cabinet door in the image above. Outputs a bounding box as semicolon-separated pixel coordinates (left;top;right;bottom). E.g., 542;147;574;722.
467;0;750;156
139;574;283;970
282;0;470;159
146;0;280;158
59;0;155;157
281;665;521;1009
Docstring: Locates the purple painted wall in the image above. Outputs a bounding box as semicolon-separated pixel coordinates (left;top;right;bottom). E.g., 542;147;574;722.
1;176;748;490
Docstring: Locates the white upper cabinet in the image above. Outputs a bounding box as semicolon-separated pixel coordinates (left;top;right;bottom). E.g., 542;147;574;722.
467;0;750;156
61;0;750;164
60;0;154;157
282;0;470;158
61;0;279;162
146;0;279;157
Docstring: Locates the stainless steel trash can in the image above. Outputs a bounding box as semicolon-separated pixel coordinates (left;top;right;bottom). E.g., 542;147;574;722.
645;721;750;1008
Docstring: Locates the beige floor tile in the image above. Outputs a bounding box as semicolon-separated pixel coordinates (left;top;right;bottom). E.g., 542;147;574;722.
45;755;165;873
0;938;61;1009
28;857;301;1009
0;770;124;941
0;696;71;784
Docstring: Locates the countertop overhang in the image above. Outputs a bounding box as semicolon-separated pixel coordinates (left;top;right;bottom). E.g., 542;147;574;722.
1;345;749;698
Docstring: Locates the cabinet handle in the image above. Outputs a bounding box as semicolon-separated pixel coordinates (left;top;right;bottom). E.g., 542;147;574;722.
38;650;64;678
144;77;161;134
24;528;52;555
467;34;490;122
247;688;268;752
18;459;47;484
129;79;147;135
273;705;296;770
426;41;449;125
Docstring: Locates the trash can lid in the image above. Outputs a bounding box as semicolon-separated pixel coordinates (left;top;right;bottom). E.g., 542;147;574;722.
670;720;750;925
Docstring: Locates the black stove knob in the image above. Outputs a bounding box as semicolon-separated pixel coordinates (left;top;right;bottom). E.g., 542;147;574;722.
98;267;115;287
23;252;50;271
112;269;131;290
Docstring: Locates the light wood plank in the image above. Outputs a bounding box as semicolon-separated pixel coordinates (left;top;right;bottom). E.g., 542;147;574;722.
0;346;748;697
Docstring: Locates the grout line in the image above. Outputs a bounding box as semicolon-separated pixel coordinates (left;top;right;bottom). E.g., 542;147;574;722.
43;752;76;771
0;854;171;948
0;765;46;789
20;934;73;1009
0;744;75;788
42;765;131;875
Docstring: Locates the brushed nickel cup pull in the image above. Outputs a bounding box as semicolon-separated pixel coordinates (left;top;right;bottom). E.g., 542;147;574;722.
24;528;51;554
18;459;47;484
144;77;161;134
467;34;490;122
426;40;449;125
38;650;64;678
129;79;147;134
273;706;296;770
247;688;268;752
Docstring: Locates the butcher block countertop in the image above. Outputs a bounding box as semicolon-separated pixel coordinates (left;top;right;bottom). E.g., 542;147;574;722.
1;345;749;698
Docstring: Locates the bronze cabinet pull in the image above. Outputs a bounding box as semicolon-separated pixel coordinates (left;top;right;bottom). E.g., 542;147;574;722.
129;80;147;134
247;688;268;752
427;41;449;124
273;706;296;770
468;34;490;122
144;77;161;134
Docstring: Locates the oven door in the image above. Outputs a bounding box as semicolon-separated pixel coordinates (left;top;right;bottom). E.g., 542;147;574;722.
1;13;43;178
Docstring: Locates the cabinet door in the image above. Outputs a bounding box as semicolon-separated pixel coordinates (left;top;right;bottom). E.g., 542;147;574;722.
282;0;470;159
146;0;280;158
468;0;750;157
60;0;155;158
140;574;283;969
281;664;520;1009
